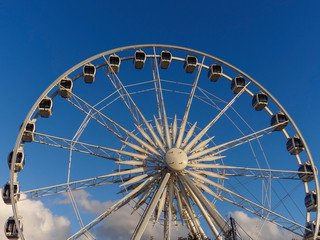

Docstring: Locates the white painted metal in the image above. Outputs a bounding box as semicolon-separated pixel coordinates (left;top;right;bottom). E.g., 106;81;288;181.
175;56;205;149
7;44;319;240
130;173;170;240
184;82;250;153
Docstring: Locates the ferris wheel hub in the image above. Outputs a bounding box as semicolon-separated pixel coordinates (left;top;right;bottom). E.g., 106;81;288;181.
165;148;188;171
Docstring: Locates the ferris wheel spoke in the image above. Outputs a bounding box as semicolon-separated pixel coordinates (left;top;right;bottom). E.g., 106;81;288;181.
102;57;143;125
185;170;237;197
192;178;223;200
32;131;119;160
219;187;306;236
118;172;162;196
68;174;160;240
175;56;205;148
151;47;164;124
172;115;178;144
181;174;230;237
184;82;250;153
183;210;201;240
191;169;228;179
31;131;151;161
184;201;208;240
189;136;214;154
18;174;119;201
171;197;179;228
188;124;277;160
65;92;125;140
189;155;226;164
176;178;206;239
132;182;157;214
154;185;167;223
210;165;307;180
65;91;162;157
151;47;172;150
164;111;172;149
185;179;224;240
120;140;150;155
135;124;165;153
105;166;159;177
180;121;197;149
103;56;166;153
166;179;174;240
154;115;165;145
130;172;171;240
119;173;150;187
173;184;184;223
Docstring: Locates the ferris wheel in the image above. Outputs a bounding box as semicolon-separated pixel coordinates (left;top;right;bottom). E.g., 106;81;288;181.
3;44;320;240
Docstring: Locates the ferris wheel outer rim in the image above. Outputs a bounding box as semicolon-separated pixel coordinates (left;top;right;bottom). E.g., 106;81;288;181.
9;44;319;240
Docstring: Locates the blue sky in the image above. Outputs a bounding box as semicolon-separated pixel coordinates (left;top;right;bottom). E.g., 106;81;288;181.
1;1;320;239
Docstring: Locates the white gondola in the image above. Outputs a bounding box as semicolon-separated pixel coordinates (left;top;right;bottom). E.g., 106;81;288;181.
21;120;35;142
271;111;288;131
231;75;246;93
134;50;146;69
252;91;268;111
2;182;20;205
286;135;304;155
7;147;25;172
38;97;53;118
184;55;197;73
159;50;172;69
59;77;73;98
298;161;314;182
4;216;23;240
305;220;320;239
83;63;96;83
305;190;317;212
108;54;121;74
208;63;223;82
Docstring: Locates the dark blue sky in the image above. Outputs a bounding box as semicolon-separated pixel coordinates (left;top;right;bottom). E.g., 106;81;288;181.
0;1;319;238
1;0;319;162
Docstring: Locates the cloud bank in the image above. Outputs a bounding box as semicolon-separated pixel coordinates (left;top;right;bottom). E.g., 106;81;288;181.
3;191;302;240
57;190;188;240
229;211;302;240
0;194;70;240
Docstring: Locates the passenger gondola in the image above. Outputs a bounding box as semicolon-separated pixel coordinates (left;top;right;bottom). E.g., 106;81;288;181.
208;63;223;82
286;135;304;155
134;50;146;69
271;111;289;131
231;75;246;93
7;147;25;172
252;91;268;110
298;161;314;182
108;54;121;73
4;216;23;240
184;55;197;73
159;50;172;69
38;97;53;118
305;220;320;239
21;120;35;142
305;190;317;212
59;77;73;98
83;63;96;83
2;182;20;205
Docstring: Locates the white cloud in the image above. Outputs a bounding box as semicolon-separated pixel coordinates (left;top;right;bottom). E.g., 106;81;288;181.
1;191;303;240
57;190;188;240
228;211;302;240
0;194;70;240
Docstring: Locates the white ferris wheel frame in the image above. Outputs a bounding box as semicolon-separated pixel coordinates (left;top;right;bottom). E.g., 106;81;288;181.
8;44;320;240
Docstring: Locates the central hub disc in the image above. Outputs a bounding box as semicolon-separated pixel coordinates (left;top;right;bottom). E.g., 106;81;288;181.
165;148;188;171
